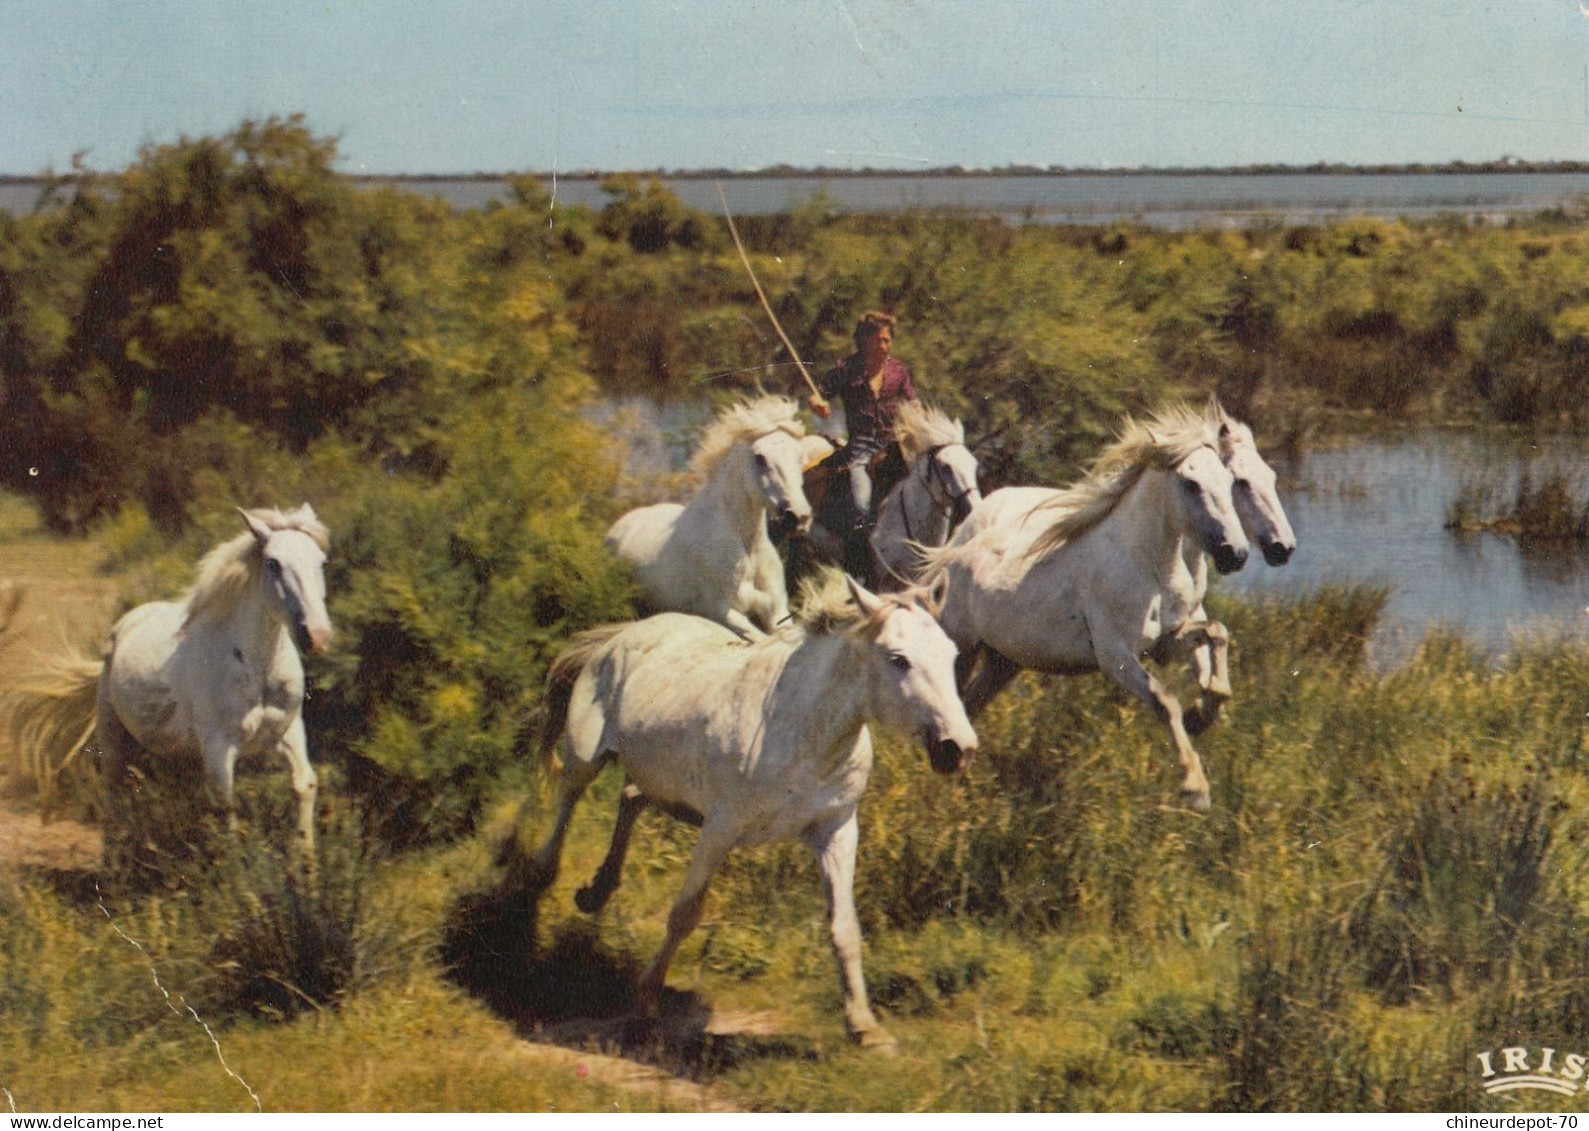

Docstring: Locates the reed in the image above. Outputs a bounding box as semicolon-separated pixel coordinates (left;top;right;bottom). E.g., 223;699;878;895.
1445;467;1589;542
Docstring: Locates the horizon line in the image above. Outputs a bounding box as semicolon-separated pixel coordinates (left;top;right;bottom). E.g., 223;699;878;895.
5;156;1589;183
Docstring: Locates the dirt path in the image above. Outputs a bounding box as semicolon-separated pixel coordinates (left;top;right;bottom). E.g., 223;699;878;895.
0;789;100;870
518;1030;749;1112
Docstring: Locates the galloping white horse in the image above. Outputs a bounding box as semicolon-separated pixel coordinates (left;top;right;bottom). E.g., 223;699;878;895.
920;402;1248;811
956;399;1294;734
795;402;981;588
606;396;811;639
516;571;977;1050
1;505;332;852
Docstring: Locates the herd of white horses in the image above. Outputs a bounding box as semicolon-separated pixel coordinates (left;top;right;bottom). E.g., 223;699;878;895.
0;394;1294;1050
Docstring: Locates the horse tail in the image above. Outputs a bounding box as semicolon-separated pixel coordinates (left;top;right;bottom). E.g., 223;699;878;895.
535;625;626;768
0;646;104;816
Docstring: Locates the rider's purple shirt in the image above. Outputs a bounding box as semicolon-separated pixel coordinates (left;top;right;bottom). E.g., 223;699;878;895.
818;355;918;454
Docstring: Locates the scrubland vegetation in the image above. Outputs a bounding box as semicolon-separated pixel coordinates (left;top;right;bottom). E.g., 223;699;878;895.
5;118;1589;1111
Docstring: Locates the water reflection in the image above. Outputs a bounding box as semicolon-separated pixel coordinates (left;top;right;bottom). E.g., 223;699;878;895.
1217;431;1589;664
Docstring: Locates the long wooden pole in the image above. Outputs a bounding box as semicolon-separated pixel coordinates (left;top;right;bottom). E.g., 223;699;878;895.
716;181;822;401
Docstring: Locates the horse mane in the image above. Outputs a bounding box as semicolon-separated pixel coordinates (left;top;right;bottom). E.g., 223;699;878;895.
183;506;330;630
1026;402;1219;560
789;567;908;639
690;396;806;477
894;401;964;462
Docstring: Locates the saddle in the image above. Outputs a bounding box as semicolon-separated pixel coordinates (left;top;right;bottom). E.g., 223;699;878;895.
802;442;908;532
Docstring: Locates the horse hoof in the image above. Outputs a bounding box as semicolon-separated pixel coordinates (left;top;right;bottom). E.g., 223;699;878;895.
574;885;608;915
853;1027;899;1055
1181;787;1213;813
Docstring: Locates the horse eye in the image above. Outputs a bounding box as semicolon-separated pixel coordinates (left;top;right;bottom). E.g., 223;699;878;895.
753;452;769;469
266;558;283;575
889;653;911;671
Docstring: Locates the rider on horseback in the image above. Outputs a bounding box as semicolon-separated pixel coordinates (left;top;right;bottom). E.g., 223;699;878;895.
808;312;919;577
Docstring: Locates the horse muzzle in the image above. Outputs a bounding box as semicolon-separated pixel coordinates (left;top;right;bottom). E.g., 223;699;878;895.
926;734;977;775
1262;540;1295;567
296;620;334;655
1211;543;1249;575
779;506;812;536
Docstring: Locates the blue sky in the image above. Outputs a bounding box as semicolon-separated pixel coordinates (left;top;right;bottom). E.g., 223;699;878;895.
2;1;1586;174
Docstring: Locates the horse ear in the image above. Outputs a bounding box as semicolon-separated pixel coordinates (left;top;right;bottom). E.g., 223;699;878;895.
1206;395;1231;433
293;502;319;524
844;573;884;617
238;508;273;545
913;572;949;617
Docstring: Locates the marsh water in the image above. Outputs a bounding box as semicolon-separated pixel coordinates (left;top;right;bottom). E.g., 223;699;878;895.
6;171;1589;228
349;172;1589;229
1217;430;1589;664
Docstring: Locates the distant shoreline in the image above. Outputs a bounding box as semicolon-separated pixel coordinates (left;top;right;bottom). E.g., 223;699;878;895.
5;160;1589;184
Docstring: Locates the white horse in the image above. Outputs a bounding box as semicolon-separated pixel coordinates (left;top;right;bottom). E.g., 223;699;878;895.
0;505;332;853
956;399;1295;734
606;396;812;639
794;402;982;589
515;571;978;1050
920;402;1248;811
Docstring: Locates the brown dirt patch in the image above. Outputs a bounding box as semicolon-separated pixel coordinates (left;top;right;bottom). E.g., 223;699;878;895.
0;784;101;871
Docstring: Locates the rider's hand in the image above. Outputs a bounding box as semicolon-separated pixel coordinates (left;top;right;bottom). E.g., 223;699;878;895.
809;395;831;419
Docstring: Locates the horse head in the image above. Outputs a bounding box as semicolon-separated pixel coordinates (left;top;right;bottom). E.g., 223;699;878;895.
748;429;813;539
922;442;983;528
895;403;982;530
1172;445;1249;576
241;505;334;654
1215;408;1296;567
846;574;977;775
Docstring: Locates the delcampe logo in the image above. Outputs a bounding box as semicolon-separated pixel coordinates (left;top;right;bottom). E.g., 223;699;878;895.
1476;1046;1589;1096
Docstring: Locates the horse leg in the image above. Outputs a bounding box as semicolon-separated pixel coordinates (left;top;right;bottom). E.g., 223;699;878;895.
960;646;1021;719
1180;619;1231;736
277;716;319;860
516;750;606;896
575;780;648;914
1151;615;1233;737
95;705;141;869
1102;646;1212;812
636;821;737;1014
720;607;767;642
752;546;792;631
783;533;810;597
201;734;242;834
805;811;895;1052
